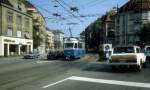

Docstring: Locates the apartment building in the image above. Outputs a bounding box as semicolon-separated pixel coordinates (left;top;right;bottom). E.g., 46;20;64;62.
116;0;150;46
0;0;33;56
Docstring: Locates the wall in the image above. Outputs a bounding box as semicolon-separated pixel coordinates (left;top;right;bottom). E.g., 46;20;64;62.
1;3;32;39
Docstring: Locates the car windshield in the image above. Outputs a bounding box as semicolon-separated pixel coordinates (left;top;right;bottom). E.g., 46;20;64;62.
113;47;134;54
64;43;74;48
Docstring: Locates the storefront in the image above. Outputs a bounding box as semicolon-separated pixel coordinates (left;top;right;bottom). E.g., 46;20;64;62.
0;36;33;56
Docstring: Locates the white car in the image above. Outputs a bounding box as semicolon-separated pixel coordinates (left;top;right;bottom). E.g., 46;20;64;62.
24;52;40;59
110;46;146;71
144;46;150;60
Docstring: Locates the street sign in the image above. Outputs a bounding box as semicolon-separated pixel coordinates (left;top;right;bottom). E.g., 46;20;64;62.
103;44;112;51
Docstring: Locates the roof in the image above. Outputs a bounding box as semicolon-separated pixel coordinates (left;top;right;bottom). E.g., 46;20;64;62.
0;0;13;7
24;0;35;8
119;0;150;13
101;10;116;22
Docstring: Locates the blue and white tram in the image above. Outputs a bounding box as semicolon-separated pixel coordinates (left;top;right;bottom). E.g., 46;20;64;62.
64;37;85;59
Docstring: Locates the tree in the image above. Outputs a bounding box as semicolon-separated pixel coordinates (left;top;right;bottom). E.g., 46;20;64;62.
139;23;150;46
33;25;43;49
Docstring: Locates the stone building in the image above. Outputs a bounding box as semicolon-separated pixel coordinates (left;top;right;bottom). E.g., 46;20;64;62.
0;0;33;56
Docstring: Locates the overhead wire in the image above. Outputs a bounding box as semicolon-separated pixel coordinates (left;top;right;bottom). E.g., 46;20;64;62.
54;0;84;22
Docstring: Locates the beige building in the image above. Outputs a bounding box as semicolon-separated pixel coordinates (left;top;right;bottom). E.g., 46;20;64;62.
24;1;46;54
0;0;33;56
46;28;54;52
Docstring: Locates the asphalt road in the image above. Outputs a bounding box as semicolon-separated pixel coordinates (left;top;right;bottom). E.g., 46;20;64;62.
0;55;150;90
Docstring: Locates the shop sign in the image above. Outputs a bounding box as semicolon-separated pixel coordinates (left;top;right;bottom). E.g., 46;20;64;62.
4;39;15;43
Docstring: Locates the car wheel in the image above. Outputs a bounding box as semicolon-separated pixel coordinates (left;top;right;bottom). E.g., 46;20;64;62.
142;62;147;68
111;66;117;71
136;64;142;72
66;56;71;61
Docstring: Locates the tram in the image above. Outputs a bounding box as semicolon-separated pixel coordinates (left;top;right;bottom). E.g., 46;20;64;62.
64;37;85;60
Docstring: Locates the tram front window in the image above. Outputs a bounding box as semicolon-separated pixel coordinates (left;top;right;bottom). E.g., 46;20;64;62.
65;43;74;48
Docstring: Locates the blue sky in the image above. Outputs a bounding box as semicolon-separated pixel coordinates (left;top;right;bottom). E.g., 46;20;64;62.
28;0;128;37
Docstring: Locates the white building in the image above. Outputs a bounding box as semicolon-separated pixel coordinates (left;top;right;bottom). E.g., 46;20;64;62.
53;30;64;51
115;0;150;46
46;28;54;52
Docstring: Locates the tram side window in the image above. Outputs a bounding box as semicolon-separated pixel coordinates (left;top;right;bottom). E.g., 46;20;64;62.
74;43;78;48
78;43;82;48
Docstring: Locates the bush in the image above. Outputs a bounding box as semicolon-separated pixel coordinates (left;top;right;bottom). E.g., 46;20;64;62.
98;50;105;61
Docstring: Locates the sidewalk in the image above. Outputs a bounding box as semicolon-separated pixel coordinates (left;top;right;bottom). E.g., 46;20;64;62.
0;56;23;60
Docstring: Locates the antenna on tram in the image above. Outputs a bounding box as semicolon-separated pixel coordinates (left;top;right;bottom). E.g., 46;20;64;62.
69;27;72;37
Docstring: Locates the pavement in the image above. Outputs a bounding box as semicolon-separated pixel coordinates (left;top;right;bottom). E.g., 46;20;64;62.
0;54;150;90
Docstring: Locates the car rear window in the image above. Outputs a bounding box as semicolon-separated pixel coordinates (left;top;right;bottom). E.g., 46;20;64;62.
113;47;134;54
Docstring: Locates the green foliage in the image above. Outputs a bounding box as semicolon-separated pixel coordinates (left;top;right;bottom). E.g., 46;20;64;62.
139;23;150;45
98;49;105;61
33;25;43;49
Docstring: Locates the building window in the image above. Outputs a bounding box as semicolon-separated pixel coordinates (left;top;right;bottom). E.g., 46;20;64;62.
16;15;22;25
18;0;22;11
7;12;13;23
25;18;30;27
17;31;22;37
7;26;13;36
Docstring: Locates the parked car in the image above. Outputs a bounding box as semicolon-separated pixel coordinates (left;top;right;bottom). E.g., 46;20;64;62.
110;46;146;71
47;51;65;60
24;52;40;59
144;46;150;60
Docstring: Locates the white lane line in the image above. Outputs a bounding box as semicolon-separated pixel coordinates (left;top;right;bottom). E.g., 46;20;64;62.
36;61;52;64
42;78;69;88
42;76;150;89
68;76;150;89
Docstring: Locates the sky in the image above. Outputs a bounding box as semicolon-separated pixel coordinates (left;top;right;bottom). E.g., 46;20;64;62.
28;0;128;37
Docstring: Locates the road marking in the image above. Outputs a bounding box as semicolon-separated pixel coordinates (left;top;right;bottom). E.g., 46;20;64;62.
42;76;150;89
42;78;69;88
69;76;150;88
36;61;52;64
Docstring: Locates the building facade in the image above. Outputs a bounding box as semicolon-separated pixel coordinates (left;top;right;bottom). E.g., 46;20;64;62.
101;10;116;45
46;28;54;52
84;10;116;52
116;0;150;46
53;30;64;52
0;0;33;56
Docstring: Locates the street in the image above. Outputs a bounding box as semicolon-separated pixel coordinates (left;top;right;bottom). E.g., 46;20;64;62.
0;55;150;90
